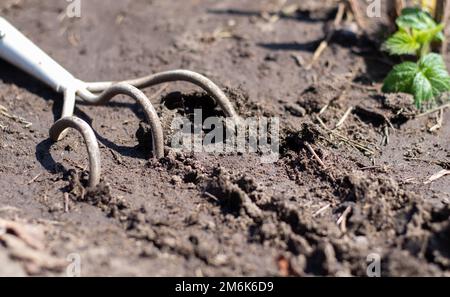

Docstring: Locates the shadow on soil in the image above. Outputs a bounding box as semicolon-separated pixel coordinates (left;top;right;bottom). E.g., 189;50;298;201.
207;7;336;23
0;60;63;120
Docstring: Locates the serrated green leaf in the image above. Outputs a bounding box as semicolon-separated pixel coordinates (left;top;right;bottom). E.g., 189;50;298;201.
383;54;450;108
396;9;437;31
413;23;445;44
419;53;447;70
418;53;450;97
394;8;444;52
383;9;450;108
382;62;419;93
412;71;434;106
383;30;420;55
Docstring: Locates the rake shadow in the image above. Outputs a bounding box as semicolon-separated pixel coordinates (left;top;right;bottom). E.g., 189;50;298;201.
0;60;63;121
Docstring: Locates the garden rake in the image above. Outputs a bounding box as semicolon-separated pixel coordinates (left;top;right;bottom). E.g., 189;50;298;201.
0;17;239;187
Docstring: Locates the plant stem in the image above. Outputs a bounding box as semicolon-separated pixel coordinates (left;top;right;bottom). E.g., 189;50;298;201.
419;43;431;59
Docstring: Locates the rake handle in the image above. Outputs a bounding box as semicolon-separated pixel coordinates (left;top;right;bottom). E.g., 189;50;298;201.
0;17;78;93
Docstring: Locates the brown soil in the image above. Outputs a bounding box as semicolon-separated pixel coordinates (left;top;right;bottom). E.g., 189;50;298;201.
1;0;449;276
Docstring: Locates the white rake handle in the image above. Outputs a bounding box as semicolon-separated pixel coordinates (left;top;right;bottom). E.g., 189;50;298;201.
0;17;79;93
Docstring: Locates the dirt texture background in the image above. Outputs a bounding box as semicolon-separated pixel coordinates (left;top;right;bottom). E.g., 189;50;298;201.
0;0;449;276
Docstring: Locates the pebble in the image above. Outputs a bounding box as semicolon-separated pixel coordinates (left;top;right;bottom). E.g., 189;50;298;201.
285;103;306;117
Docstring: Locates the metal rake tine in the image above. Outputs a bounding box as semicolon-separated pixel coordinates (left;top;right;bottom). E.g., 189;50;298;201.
50;116;101;188
79;70;241;122
76;82;165;159
51;87;78;141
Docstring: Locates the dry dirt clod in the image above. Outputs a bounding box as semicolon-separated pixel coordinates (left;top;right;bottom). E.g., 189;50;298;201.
0;219;45;250
0;219;66;275
2;0;450;277
0;249;26;276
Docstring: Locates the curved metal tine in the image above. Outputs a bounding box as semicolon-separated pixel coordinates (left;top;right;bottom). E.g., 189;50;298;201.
79;70;241;122
77;83;165;159
54;87;77;141
50;116;101;188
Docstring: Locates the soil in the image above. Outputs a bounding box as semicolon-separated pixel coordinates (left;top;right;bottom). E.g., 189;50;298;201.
0;0;449;276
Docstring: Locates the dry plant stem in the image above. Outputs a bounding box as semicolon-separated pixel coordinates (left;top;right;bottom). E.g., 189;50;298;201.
0;104;32;128
383;125;390;145
306;41;329;70
64;193;69;213
350;82;380;91
50;116;101;188
425;169;450;183
316;87;349;119
27;173;42;185
360;165;383;170
387;0;405;32
436;0;447;20
305;142;327;168
347;0;367;31
313;204;331;217
306;2;345;70
203;191;220;202
334;106;353;129
404;157;450;169
436;0;450;52
429;108;444;131
394;0;405;20
315;115;375;155
337;206;352;233
443;9;450;52
416;102;450;117
79;70;240;121
335;2;347;27
319;104;329;115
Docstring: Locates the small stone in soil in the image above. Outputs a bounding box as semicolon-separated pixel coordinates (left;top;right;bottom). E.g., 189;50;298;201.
285;103;306;117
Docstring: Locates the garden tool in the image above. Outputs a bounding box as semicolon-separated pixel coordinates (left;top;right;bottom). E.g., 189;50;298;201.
0;17;239;187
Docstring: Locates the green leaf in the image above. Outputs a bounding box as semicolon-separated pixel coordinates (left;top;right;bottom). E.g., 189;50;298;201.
401;7;421;15
411;71;433;106
413;23;445;44
382;62;419;93
418;53;450;97
396;8;437;31
394;8;445;52
419;52;446;69
383;30;420;55
383;53;450;108
383;9;450;108
436;31;445;42
432;23;446;39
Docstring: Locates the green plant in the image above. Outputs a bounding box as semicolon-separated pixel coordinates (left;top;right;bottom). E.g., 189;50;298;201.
382;7;450;108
